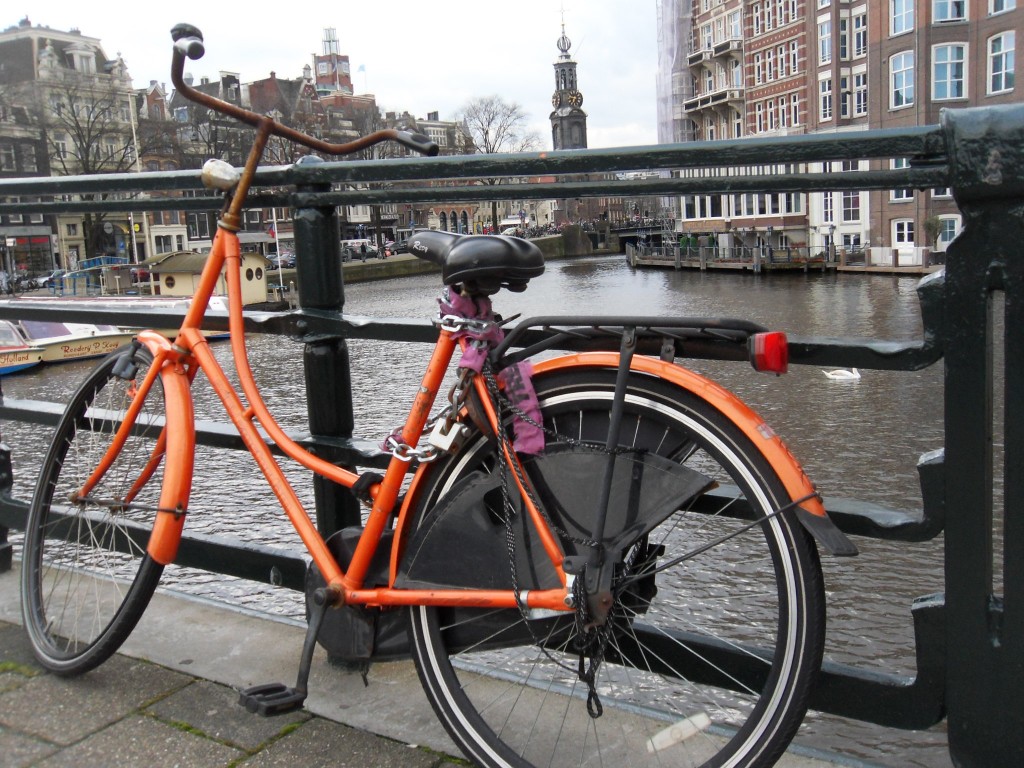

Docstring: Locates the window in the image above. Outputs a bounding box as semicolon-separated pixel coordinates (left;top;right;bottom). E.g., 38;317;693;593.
822;192;834;222
754;6;762;34
842;191;861;222
854;71;869;115
893;219;915;244
853;12;868;56
755;53;764;84
790;41;800;73
819;21;833;64
731;59;743;87
839;18;849;60
733;109;743;137
66;223;78;236
990;0;1016;13
891;158;914;200
988;32;1015;94
23;146;37;173
756;102;765;132
28;202;44;223
0;144;14;171
777;45;788;77
891;0;914;34
932;187;953;198
7;197;22;223
937;216;961;248
155;235;174;253
765;1;774;30
891;51;915;108
934;0;967;21
766;50;775;81
933;44;967;99
188;212;212;240
819;77;833;120
701;24;713;50
730;11;742;37
791;93;801;125
778;97;789;127
840;75;851;117
54;135;68;160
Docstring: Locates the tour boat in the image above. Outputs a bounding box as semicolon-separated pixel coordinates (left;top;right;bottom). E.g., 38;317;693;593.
14;320;136;363
0;320;44;375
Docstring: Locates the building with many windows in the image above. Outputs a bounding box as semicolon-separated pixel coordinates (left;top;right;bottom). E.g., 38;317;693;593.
664;0;1019;264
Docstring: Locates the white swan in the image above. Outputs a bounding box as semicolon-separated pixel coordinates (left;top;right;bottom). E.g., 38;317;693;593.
823;368;861;380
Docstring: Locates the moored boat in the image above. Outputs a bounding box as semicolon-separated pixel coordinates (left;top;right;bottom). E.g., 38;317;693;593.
0;320;44;375
15;321;136;363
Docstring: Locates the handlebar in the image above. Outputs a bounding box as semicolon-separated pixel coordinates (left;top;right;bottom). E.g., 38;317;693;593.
169;23;440;159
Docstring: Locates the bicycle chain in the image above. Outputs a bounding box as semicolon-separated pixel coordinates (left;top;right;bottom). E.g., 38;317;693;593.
480;364;635;718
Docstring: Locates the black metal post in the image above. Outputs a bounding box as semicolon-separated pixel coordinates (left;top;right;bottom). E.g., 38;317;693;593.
292;156;361;537
941;105;1024;767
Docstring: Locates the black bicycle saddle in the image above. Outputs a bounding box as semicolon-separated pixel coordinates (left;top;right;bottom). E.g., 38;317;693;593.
408;231;545;293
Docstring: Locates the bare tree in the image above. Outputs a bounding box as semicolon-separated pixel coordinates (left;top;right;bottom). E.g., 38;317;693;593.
25;78;167;260
456;96;540;233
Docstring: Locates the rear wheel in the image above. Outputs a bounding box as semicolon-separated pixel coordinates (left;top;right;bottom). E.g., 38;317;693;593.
21;344;169;675
408;367;825;767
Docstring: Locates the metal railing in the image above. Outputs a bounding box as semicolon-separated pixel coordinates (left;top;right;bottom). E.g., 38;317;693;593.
1;103;1021;766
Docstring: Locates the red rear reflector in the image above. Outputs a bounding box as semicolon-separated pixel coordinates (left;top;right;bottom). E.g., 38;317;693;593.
750;332;788;374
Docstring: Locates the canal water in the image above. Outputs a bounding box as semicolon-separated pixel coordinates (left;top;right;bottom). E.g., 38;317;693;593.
2;255;966;766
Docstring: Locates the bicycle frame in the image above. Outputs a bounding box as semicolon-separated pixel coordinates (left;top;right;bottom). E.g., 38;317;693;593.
76;128;575;614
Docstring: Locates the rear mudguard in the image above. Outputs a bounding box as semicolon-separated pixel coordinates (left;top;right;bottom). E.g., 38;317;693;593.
531;353;857;556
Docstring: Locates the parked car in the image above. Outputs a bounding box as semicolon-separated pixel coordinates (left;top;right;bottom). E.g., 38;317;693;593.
269;252;295;269
35;269;66;289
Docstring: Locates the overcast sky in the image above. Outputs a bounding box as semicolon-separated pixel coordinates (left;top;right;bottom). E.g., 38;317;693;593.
14;2;659;149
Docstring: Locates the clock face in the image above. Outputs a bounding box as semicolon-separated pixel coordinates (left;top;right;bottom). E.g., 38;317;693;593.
568;90;583;108
552;92;561;108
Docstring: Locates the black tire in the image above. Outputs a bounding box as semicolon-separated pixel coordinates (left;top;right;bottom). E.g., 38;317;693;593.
21;344;168;675
408;368;825;768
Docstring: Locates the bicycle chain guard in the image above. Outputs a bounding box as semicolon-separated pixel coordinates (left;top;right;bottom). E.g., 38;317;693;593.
395;445;715;592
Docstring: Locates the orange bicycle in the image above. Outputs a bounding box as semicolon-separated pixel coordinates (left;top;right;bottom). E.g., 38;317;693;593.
19;24;856;768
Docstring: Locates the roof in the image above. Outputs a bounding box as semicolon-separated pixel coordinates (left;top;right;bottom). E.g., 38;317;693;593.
141;250;211;274
141;250;265;274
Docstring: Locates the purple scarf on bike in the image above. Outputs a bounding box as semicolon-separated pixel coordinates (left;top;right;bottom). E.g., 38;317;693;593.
439;288;544;455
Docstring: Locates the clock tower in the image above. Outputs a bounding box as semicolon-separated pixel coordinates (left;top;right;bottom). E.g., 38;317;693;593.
549;25;588;150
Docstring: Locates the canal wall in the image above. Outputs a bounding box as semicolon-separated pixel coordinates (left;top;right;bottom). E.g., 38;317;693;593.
323;228;611;287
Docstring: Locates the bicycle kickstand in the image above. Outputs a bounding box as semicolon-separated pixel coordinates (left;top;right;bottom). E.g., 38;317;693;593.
238;587;333;716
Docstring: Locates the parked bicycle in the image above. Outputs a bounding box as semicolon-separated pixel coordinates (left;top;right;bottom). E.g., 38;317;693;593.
18;24;857;768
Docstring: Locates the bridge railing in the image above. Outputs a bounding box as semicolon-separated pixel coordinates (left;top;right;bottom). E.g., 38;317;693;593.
1;103;1021;767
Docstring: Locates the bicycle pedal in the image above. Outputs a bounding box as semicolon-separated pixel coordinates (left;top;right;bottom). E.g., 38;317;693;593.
238;682;306;716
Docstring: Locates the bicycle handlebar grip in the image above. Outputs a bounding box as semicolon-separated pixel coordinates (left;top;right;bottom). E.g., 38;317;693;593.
396;131;440;157
170;23;205;60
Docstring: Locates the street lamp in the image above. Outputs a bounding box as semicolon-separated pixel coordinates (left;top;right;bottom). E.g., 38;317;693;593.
829;223;836;262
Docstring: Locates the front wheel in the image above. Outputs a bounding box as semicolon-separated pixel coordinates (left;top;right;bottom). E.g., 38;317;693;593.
408;367;825;768
21;344;171;675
